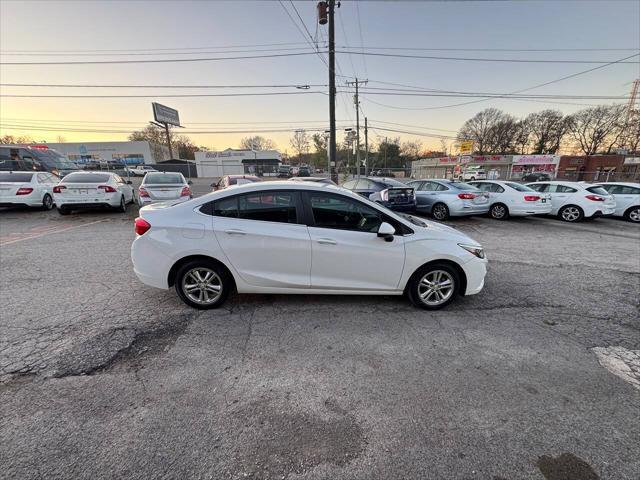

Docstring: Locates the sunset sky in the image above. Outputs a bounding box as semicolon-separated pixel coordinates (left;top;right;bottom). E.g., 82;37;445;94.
1;0;638;154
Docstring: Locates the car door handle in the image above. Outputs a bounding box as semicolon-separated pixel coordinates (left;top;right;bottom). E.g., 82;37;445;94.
225;229;246;235
317;238;337;245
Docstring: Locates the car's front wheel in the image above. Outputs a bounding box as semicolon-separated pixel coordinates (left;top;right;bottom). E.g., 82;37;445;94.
175;260;231;309
431;203;449;221
407;263;460;310
558;205;583;222
624;206;640;223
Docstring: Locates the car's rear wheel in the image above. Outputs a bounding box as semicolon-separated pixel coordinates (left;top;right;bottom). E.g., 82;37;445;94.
41;194;53;211
490;203;508;220
407;263;460;310
558;205;583;222
57;206;70;215
117;195;126;213
469;176;476;181
431;203;449;221
624;206;640;223
175;261;231;309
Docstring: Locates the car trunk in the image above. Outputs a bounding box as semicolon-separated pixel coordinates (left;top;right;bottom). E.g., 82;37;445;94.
387;187;414;205
143;184;184;201
57;183;106;200
0;182;30;198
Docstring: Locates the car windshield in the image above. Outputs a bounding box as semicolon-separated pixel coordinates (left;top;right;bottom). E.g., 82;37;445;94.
0;172;33;182
62;173;111;183
450;182;478;191
32;149;79;170
144;173;184;184
505;182;535;192
586;186;609;195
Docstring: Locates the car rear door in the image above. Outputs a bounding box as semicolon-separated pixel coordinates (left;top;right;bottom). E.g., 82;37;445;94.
304;191;405;291
212;190;312;288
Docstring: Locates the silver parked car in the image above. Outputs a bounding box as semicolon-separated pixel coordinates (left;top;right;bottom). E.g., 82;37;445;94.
138;172;192;206
406;179;489;220
596;182;640;222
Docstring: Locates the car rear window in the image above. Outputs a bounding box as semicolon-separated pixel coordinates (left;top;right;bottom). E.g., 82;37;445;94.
505;182;535;192
0;172;33;182
61;173;111;183
144;173;183;184
586;186;609;196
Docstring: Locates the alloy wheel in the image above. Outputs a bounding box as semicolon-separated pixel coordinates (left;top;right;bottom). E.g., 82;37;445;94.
433;204;448;220
181;268;223;305
43;194;53;210
417;270;455;307
629;208;640;223
561;206;580;222
491;204;506;219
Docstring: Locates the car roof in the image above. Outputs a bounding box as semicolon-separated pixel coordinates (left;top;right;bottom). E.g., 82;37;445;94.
596;181;640;187
0;170;36;175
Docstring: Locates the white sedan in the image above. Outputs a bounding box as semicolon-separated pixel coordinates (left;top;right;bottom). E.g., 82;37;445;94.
127;165;158;176
0;171;58;210
525;181;616;222
468;180;552;219
53;171;135;215
138;172;191;206
596;182;640;223
131;182;488;310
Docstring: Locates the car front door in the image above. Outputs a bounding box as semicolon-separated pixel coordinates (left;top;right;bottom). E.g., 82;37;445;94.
304;191;405;291
212;191;312;288
548;184;577;213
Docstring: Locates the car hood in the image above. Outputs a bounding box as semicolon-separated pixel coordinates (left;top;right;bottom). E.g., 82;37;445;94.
410;218;482;246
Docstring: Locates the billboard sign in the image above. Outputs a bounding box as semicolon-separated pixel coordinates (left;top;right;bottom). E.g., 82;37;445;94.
459;141;473;155
152;102;180;126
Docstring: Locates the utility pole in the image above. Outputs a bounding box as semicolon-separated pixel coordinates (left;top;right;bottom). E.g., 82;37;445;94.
346;77;367;179
364;117;369;176
327;1;338;183
164;123;173;159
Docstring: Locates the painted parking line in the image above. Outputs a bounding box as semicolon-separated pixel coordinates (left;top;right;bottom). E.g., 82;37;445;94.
0;219;106;246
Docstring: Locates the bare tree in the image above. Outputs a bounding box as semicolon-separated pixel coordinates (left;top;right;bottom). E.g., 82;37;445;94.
400;140;423;160
487;114;519;153
439;138;450;156
458;108;508;154
525;110;569;154
0;134;34;144
566;104;627;155
56;135;67;143
239;135;276;151
289;130;310;163
513;119;531;154
617;112;640;153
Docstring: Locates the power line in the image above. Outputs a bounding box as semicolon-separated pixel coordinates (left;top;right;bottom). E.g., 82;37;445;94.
289;1;316;45
0;51;327;66
0;82;326;89
0;91;328;99
0;46;319;57
354;2;369;78
0;117;350;126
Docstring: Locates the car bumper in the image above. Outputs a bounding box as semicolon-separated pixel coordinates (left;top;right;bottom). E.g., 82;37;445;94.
131;235;172;289
0;196;42;207
138;196;191;206
584;205;616;218
462;256;488;296
510;203;554;216
450;203;490;216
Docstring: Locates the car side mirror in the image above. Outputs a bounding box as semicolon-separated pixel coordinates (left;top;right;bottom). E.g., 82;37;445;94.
377;222;396;242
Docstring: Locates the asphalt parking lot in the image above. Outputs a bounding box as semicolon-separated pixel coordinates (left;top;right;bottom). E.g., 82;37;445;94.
1;204;639;479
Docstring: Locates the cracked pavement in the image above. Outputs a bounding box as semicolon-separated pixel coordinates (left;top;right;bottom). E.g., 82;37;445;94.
0;206;639;479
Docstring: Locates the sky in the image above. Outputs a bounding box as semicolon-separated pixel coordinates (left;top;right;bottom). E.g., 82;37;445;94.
1;0;639;154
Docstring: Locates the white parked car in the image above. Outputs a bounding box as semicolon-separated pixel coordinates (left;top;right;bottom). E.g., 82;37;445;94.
131;182;488;310
458;166;486;181
0;171;58;210
468;180;553;219
127;165;158;176
53;171;135;215
525;181;616;222
596;182;640;223
138;172;192;206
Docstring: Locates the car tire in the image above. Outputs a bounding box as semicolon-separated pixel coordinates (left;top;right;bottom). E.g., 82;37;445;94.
490;203;509;220
117;195;126;213
469;176;476;181
431;203;449;221
624;206;640;223
407;263;460;310
57;206;70;215
41;193;54;211
558;205;583;222
175;260;231;309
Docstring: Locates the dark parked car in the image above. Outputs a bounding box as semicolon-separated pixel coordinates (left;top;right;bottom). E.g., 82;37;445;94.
0;145;81;177
277;165;292;178
341;177;416;212
521;172;551;182
297;166;311;177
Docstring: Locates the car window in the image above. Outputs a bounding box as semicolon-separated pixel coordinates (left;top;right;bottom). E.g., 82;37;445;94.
212;196;239;218
47;173;59;183
585;186;609;196
418;181;438;192
309;192;382;233
471;182;490;192
550;185;577;193
450;182;477;191
61;173;111;183
490;183;505;193
620;186;640;194
238;192;298;223
0;172;34;182
528;183;549;192
354;179;372;190
37;173;48;183
505;182;535;192
144;173;184;184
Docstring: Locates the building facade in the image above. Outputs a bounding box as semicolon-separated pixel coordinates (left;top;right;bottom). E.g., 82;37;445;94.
194;149;281;177
557;155;628;182
412;155;513;179
43;141;170;166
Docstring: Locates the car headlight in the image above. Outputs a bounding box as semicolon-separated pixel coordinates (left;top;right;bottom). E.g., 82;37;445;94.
458;243;485;259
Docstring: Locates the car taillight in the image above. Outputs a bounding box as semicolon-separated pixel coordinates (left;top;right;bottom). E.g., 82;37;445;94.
524;195;540;202
585;195;604;202
134;217;151;235
180;186;191;197
458;193;476;200
98;185;117;193
139;187;150;197
16;187;33;195
53;185;66;193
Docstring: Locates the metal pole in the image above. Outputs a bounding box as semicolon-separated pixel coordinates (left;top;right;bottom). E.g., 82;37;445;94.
355;79;360;178
328;0;337;184
164;122;174;159
364;117;368;176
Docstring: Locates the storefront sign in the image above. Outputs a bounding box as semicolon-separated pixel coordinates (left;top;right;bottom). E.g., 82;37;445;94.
624;157;640;165
459;141;473;155
152;102;180;126
512;155;559;165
